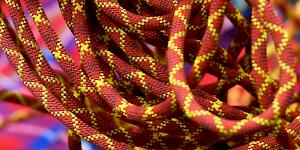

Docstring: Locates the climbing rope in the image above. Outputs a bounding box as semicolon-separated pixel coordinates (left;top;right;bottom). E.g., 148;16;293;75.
0;0;299;149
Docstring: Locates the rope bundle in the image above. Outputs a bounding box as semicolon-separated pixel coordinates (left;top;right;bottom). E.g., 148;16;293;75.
0;0;299;149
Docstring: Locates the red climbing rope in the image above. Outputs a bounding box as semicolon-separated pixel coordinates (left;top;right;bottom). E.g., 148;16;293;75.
0;0;299;149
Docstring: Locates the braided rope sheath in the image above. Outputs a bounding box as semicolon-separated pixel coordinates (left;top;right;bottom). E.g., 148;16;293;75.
0;0;299;149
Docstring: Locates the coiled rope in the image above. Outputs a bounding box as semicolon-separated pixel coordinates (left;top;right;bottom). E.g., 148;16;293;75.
0;0;299;149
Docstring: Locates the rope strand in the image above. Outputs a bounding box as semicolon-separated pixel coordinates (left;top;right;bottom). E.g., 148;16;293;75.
0;0;299;149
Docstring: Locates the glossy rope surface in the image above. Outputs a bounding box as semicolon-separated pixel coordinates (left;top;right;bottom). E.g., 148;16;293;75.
0;0;299;149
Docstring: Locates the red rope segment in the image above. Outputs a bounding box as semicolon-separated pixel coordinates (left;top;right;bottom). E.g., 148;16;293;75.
0;0;299;149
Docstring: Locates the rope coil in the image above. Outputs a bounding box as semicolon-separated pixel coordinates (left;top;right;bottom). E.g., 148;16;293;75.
0;0;299;149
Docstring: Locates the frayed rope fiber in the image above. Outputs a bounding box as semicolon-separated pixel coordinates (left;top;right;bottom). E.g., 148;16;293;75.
0;0;299;149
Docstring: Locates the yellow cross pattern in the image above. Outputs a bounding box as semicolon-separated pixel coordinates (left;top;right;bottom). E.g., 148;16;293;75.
193;50;217;80
174;4;192;28
74;2;84;13
207;4;227;41
247;140;272;150
0;0;299;149
85;134;115;150
111;100;133;118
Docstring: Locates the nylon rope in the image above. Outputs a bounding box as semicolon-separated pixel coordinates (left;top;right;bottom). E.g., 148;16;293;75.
0;0;299;149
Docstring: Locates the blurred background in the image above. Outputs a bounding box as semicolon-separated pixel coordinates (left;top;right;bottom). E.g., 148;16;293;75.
0;0;299;149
